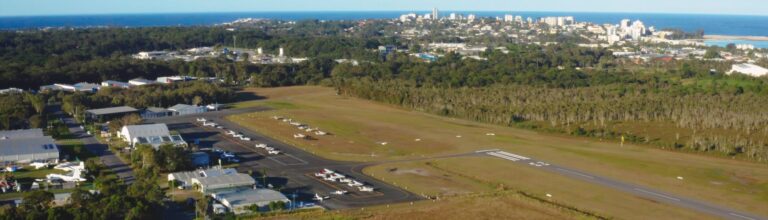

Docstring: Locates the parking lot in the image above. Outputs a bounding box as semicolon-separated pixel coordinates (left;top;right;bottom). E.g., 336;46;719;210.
147;110;420;209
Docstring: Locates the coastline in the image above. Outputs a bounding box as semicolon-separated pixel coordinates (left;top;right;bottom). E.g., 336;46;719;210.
703;35;768;41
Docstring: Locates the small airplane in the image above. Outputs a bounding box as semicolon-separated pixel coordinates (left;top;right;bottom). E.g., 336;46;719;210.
46;169;86;182
331;190;347;195
313;193;330;202
30;162;49;169
293;134;307;139
358;186;374;192
54;161;85;172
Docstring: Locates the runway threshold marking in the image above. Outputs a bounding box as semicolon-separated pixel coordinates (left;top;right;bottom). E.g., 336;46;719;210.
633;188;681;202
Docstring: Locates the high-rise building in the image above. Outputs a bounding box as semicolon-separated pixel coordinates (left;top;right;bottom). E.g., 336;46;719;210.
432;8;439;20
620;19;631;30
449;13;457;20
504;14;514;23
467;14;476;22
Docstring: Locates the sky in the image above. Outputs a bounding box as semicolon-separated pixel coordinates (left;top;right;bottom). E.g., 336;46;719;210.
1;0;767;17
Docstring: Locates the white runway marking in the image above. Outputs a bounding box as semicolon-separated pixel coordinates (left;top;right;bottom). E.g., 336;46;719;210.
556;168;595;179
729;213;757;220
634;188;681;202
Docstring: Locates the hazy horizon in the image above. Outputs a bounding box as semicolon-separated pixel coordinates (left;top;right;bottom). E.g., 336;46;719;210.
2;0;767;17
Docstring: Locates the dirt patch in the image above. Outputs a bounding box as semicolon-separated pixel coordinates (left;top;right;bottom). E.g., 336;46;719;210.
389;168;431;177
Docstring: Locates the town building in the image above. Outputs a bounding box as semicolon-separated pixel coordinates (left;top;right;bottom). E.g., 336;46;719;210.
100;80;132;89
729;63;768;77
212;188;291;214
0;88;23;94
168;168;240;189
128;78;157;86
188;171;255;193
133;51;168;60
0;129;59;165
119;124;186;149
168;104;208;116
85;106;140;122
39;83;100;93
141;107;173;119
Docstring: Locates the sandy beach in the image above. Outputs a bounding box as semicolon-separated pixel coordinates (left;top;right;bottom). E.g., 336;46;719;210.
704;35;768;41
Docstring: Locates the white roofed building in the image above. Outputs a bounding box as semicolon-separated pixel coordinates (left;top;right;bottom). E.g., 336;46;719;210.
729;63;768;77
119;124;185;148
212;188;290;214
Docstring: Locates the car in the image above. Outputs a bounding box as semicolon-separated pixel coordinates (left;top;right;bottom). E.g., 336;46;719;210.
225;157;240;163
216;126;224;129
212;147;224;153
268;150;281;155
240;136;252;141
196;118;207;122
222;152;236;158
255;144;267;148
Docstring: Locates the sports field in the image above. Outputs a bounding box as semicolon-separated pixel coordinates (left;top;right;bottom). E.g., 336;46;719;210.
229;86;768;218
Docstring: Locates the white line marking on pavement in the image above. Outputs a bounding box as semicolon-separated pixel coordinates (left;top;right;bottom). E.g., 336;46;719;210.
633;188;681;202
475;149;500;153
556;168;595;179
729;213;756;220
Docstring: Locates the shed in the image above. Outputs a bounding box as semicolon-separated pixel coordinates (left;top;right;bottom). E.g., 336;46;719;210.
168;104;208;116
0;136;59;164
85;106;139;122
142;107;173;119
212;188;290;214
192;173;255;193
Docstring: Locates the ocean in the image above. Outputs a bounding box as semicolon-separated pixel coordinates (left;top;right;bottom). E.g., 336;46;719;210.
1;11;767;40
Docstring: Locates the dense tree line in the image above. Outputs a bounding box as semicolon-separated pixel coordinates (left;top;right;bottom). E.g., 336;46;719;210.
0;93;46;129
337;79;768;162
0;24;381;89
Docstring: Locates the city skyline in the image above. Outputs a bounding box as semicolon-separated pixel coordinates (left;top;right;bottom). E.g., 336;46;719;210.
2;0;768;17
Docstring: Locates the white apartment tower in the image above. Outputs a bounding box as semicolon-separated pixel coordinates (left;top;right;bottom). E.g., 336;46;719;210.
432;8;439;20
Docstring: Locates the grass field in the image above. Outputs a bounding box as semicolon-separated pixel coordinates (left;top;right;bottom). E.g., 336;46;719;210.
253;191;585;220
229;86;768;218
364;158;714;220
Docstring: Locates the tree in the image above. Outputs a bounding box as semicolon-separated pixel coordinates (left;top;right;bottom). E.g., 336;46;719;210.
196;195;211;219
21;190;55;213
192;95;204;106
704;48;721;59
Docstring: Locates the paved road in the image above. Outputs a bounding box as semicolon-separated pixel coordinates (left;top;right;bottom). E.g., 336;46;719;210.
484;150;767;220
62;117;135;184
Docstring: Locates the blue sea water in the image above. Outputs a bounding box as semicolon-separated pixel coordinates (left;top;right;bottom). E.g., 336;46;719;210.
1;11;767;37
705;40;768;49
